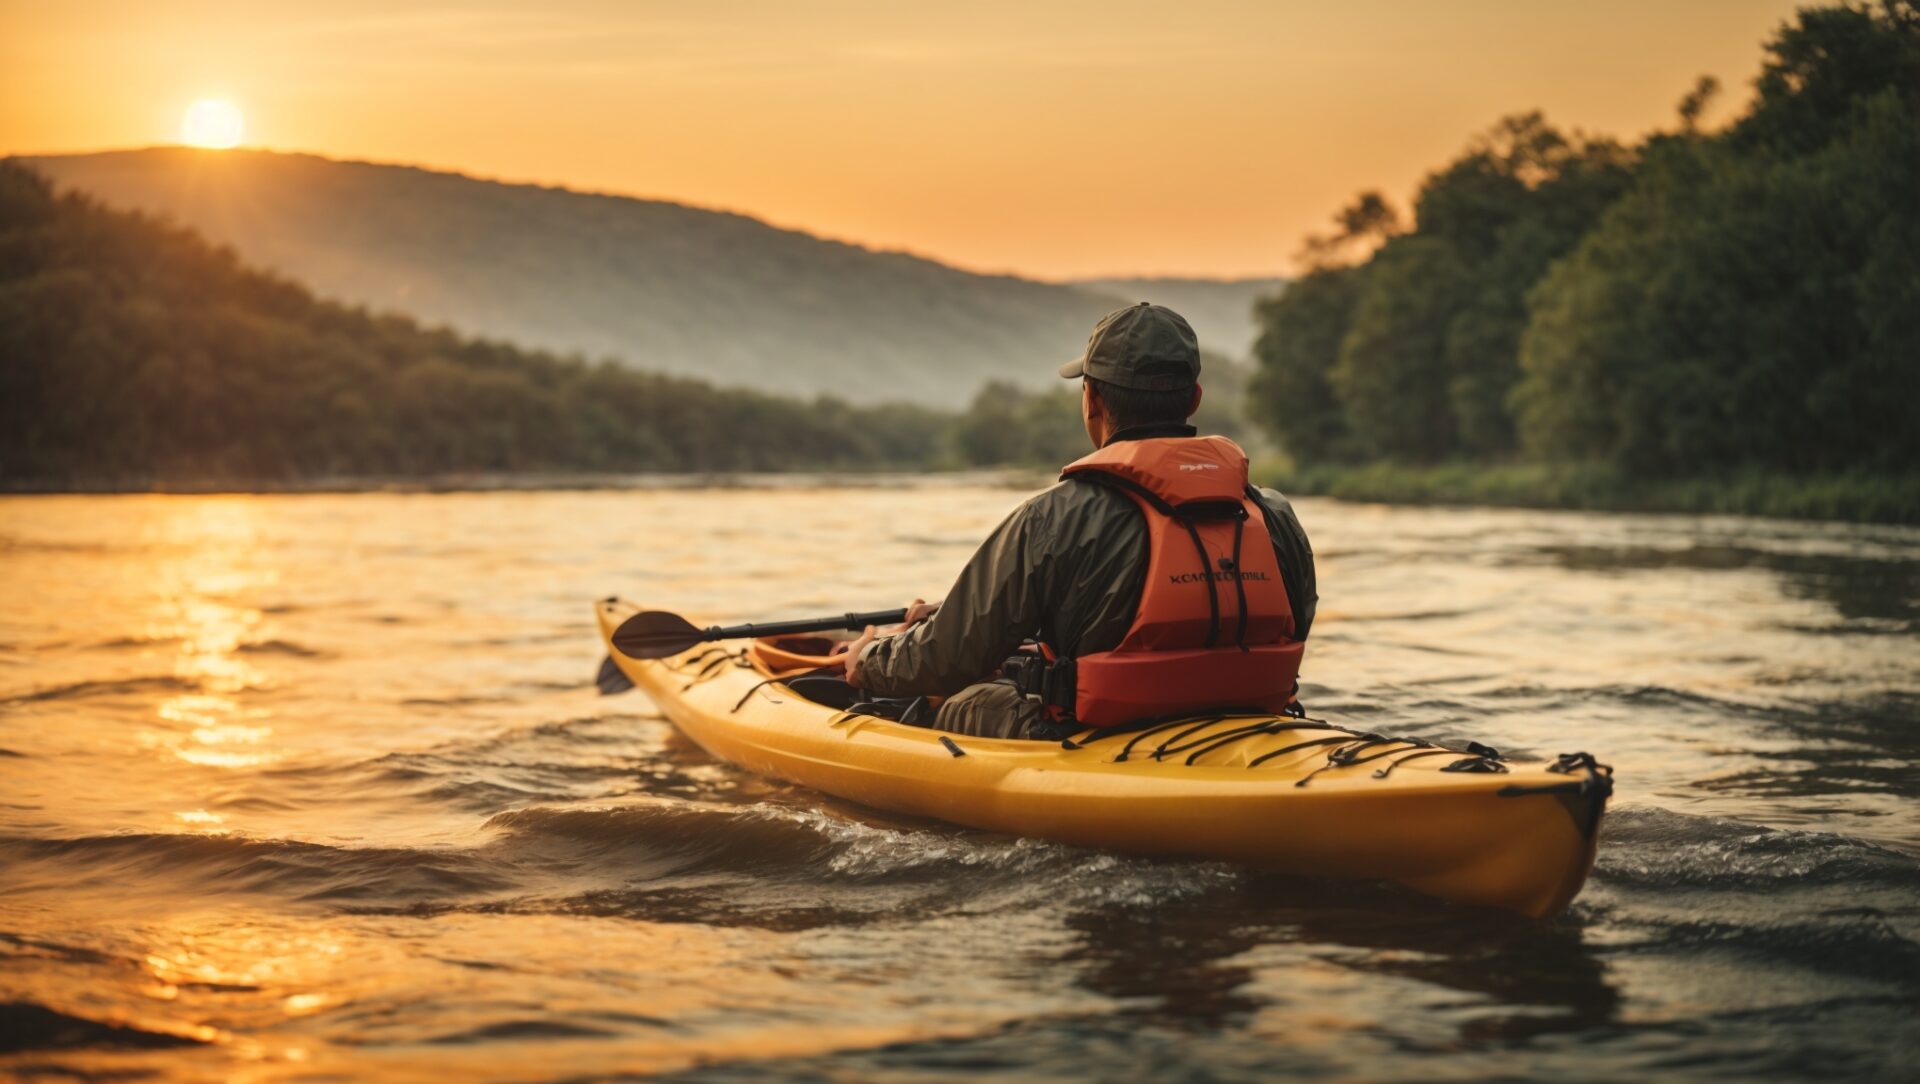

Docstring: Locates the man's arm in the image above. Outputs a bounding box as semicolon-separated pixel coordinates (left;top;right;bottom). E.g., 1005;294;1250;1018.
854;496;1050;698
1255;486;1317;640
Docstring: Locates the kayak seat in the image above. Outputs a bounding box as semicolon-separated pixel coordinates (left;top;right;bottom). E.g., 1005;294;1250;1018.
784;674;861;710
753;636;936;727
782;674;933;727
751;636;844;676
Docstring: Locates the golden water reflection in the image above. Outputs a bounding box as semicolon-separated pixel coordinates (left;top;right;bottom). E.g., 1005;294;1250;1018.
148;694;282;768
141;500;284;767
4;490;1914;1082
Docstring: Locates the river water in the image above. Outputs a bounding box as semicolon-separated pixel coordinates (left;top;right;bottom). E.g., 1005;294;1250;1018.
2;484;1916;1081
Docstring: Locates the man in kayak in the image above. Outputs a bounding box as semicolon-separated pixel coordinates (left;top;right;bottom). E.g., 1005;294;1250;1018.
837;302;1316;739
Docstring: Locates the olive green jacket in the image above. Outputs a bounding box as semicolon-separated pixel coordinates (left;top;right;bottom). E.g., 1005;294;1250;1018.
858;428;1316;698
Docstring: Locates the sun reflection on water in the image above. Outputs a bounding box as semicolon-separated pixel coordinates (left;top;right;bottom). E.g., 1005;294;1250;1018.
148;694;282;767
140;500;286;767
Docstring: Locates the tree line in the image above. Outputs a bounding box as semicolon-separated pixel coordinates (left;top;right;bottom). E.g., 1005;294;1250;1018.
1247;1;1919;479
0;157;1273;486
0;163;961;486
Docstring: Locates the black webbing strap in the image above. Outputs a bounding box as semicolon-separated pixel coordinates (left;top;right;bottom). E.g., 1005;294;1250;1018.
680;649;744;691
1002;653;1076;715
1178;720;1326;765
1293;734;1404;787
1229;511;1249;651
1137;717;1227;761
730;676;788;712
1245;734;1353;769
1180;517;1222;648
1370;747;1461;778
1111;717;1207;761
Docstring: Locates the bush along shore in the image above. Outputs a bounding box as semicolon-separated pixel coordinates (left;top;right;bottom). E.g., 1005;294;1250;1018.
1258;461;1920;525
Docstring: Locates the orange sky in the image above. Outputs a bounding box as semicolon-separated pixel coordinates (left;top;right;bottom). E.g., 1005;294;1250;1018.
2;0;1805;279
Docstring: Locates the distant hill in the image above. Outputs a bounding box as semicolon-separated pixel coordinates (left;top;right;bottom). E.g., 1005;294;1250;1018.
0;161;949;485
20;147;1137;405
1071;277;1289;360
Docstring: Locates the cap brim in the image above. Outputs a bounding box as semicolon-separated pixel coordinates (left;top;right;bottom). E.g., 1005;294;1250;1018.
1058;357;1086;379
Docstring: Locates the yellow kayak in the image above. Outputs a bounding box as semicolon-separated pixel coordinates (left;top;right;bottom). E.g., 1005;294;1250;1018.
596;599;1611;918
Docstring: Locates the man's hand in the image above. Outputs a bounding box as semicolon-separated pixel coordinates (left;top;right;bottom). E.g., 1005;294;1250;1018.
835;598;937;689
837;624;879;688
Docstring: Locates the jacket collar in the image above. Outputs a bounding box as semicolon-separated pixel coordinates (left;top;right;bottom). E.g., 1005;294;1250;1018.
1103;422;1198;447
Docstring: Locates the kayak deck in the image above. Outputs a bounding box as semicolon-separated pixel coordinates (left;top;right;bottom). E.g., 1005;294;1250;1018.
597;598;1611;918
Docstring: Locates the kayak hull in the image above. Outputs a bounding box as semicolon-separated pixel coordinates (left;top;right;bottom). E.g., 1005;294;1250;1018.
596;599;1608;918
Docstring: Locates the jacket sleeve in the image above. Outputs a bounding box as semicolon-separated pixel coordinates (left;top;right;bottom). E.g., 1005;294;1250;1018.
1255;487;1317;640
855;496;1050;698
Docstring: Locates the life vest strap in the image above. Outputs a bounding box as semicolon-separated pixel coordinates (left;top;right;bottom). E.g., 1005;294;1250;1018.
1068;470;1253;651
1002;653;1076;716
1229;512;1249;651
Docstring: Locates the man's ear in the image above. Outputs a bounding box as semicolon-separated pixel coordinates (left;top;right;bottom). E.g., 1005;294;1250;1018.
1186;384;1204;419
1082;380;1106;447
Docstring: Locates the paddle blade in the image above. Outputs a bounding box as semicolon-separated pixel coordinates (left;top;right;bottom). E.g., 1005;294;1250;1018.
595;654;636;696
611;610;709;659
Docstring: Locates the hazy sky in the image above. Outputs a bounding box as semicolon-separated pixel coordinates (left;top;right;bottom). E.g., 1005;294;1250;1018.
2;0;1806;279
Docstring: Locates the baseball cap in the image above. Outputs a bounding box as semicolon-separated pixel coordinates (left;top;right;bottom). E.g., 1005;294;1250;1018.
1058;302;1201;391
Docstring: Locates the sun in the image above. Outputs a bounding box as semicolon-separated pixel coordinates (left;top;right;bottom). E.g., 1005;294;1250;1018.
180;99;244;149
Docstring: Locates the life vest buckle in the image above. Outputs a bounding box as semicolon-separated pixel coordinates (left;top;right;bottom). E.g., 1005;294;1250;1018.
1003;654;1076;718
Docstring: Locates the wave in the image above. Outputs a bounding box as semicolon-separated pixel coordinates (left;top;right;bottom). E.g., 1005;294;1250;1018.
482;798;1242;913
0;831;516;905
1642;915;1920;988
0;674;205;706
87;634;183;650
1596;807;1920;891
234;638;328;658
267;714;679;811
0;1002;208;1053
2;791;1227;922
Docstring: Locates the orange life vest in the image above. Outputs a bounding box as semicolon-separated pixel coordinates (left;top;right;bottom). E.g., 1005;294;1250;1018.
1040;435;1304;727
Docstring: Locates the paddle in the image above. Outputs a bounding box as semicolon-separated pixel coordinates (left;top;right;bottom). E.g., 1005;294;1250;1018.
609;607;910;661
595;654;636;695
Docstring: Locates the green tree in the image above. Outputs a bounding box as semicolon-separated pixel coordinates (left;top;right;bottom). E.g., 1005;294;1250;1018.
1513;3;1920;473
1330;236;1470;461
1247;267;1367;462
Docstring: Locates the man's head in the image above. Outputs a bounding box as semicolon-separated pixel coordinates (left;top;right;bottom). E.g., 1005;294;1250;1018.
1059;302;1203;446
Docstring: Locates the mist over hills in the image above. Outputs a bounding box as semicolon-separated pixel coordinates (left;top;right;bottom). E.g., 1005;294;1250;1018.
1072;277;1287;359
21;148;1280;405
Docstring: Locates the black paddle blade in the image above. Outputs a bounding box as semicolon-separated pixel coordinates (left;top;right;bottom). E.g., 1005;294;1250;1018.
595;654;636;696
611;610;709;659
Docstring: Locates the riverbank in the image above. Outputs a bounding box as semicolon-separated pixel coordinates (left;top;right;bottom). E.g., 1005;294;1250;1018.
1256;461;1920;526
10;464;1918;526
0;469;1051;497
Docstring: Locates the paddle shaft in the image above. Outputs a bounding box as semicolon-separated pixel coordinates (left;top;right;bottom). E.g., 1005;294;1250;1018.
697;609;909;643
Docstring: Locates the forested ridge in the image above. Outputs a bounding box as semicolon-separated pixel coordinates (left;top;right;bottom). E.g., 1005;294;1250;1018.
0;162;1267;486
0;164;950;485
16;147;1118;406
1247;1;1919;518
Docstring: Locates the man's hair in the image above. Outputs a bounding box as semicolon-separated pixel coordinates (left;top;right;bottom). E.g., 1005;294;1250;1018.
1087;376;1194;431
